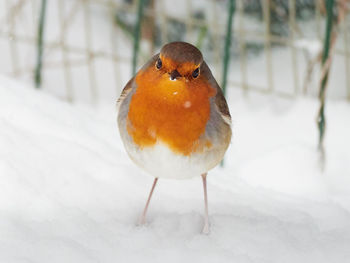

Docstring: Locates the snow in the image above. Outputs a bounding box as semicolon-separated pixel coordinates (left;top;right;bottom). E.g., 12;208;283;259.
1;75;350;263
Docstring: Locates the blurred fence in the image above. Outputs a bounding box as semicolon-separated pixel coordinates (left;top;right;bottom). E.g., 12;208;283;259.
0;0;349;103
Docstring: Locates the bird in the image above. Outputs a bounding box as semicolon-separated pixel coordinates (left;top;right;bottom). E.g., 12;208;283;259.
117;41;231;234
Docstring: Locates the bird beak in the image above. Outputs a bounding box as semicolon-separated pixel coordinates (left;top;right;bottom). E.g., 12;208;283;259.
169;70;181;80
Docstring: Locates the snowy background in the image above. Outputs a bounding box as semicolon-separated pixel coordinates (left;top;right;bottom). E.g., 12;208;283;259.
1;0;350;262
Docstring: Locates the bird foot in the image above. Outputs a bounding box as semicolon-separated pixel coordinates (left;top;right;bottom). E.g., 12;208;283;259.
202;222;210;234
137;216;147;226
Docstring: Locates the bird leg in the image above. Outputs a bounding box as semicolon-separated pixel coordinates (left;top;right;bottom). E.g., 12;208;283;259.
139;177;158;225
201;173;210;234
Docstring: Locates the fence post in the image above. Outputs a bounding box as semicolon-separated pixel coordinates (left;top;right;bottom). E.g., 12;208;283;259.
34;0;48;89
132;0;146;76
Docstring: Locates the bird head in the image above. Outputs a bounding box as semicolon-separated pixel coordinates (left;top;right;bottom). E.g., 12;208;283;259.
157;42;203;81
134;42;215;102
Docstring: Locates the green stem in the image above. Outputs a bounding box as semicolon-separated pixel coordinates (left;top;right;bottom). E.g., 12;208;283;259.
195;25;208;50
132;0;146;76
221;0;235;96
115;15;134;39
317;0;335;148
34;0;47;89
221;0;235;167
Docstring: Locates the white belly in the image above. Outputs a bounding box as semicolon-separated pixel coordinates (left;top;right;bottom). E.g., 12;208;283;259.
124;141;219;179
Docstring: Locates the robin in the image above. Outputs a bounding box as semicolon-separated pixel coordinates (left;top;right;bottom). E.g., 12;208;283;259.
117;42;231;233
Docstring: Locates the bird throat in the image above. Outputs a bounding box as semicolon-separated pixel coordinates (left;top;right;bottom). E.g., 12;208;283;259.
127;67;216;155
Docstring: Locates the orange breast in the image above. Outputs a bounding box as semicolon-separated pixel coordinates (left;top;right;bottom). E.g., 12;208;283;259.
127;66;216;155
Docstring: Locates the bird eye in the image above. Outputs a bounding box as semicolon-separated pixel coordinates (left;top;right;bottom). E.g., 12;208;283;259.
192;67;200;78
156;58;162;69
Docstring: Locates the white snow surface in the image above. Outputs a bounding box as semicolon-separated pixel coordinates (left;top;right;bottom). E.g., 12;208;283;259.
1;75;350;263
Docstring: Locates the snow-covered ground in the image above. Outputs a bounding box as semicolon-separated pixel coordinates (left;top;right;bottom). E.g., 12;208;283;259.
1;75;350;263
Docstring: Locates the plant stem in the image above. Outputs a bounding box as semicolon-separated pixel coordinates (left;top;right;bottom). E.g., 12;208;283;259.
196;25;208;50
132;0;146;76
221;0;235;167
34;0;47;89
317;0;335;149
221;0;235;96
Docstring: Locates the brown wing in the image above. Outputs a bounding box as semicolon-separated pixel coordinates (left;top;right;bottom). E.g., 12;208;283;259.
214;84;232;126
116;77;134;110
201;62;231;126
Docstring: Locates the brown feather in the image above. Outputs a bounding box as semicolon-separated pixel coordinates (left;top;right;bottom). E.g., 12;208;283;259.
160;42;203;65
201;62;231;126
214;84;231;125
117;77;134;108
